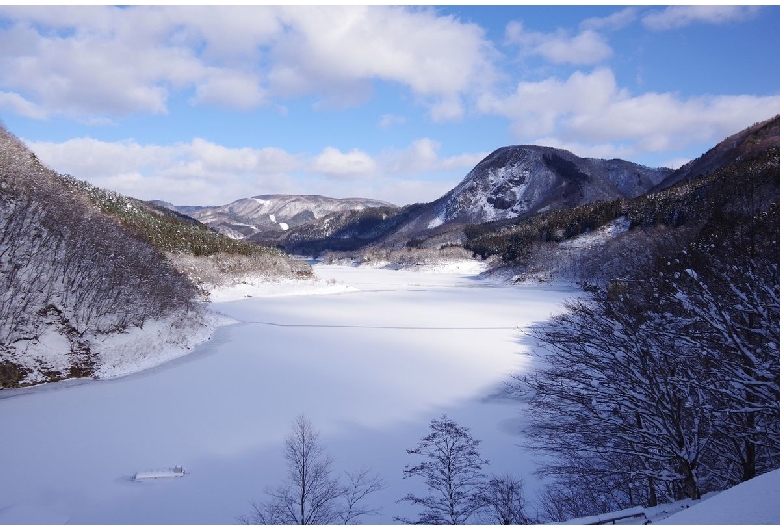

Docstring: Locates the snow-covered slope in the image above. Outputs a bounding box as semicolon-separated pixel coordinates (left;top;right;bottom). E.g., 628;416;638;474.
342;145;670;251
431;145;669;225
555;469;780;525
163;195;395;240
0;126;217;387
656;468;780;524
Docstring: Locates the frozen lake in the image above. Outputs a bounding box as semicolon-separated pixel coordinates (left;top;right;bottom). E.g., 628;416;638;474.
0;265;576;524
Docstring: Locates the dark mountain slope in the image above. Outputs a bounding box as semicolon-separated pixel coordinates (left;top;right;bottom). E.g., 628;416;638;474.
430;145;669;226
262;204;425;256
465;139;780;283
654;114;780;191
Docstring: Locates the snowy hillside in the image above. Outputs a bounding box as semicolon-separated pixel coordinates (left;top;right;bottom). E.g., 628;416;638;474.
300;145;670;255
162;194;395;240
0;126;213;387
0;126;312;388
657;467;780;524
431;145;669;226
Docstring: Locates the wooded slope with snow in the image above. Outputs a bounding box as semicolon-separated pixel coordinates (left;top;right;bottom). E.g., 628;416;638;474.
0;125;310;387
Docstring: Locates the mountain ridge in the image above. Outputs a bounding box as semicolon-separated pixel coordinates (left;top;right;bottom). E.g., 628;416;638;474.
157;194;395;241
654;114;780;191
167;146;670;256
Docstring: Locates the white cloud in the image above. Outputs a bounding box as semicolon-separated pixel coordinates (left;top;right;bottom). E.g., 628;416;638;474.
383;138;439;174
505;21;612;65
428;96;465;122
273;7;494;97
186;138;300;175
378;114;406;128
642;6;761;31
23;136;486;206
580;8;638;31
25;138;177;177
0;91;47;119
309;147;378;180
25;137;303;205
379;138;487;175
190;70;267;110
477;68;780;162
0;6;496;121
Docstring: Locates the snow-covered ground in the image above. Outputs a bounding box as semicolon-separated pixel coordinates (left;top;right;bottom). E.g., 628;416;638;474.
561;467;780;525
559;216;631;250
0;263;578;524
1;263;776;524
207;275;357;303
656;467;780;524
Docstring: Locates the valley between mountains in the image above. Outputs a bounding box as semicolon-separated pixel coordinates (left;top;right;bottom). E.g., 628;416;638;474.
1;114;779;524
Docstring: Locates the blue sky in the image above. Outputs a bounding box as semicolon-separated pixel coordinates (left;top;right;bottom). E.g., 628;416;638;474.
1;5;779;206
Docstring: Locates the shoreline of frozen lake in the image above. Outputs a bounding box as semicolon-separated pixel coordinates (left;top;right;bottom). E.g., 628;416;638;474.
0;264;577;524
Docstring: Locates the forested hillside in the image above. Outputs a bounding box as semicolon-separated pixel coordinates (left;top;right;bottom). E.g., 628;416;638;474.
0;127;199;386
59;175;312;294
465;119;780;284
0;125;310;388
514;125;780;520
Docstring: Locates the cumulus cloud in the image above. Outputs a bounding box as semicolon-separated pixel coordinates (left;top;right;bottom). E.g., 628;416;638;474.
428;96;465;122
0;6;496;121
25;137;303;205
505;21;612;65
24;136;485;205
190;71;267;110
642;6;761;31
0;91;47;119
310;147;378;179
379;138;487;175
477;67;780;161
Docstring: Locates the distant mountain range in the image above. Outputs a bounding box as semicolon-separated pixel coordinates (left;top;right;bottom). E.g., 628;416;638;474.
154;195;394;241
166;146;671;255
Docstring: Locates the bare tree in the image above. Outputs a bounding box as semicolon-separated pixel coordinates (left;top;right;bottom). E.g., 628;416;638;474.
523;203;780;519
655;217;780;484
477;473;534;525
339;468;387;524
242;415;385;525
396;414;488;524
525;290;715;508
